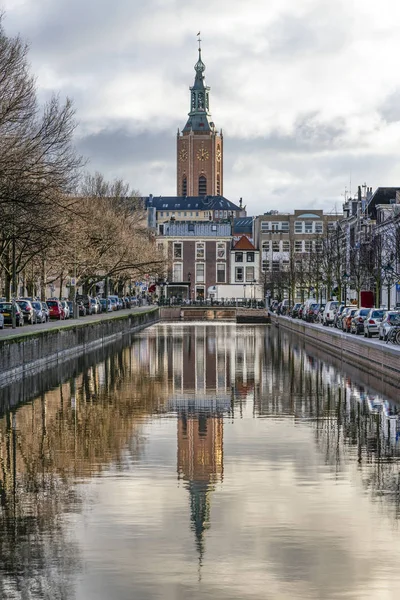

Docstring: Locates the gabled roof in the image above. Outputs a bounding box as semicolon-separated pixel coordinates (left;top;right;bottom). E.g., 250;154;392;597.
233;235;256;250
144;195;241;211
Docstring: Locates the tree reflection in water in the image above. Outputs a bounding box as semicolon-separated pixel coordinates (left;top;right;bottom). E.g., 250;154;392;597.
0;340;167;598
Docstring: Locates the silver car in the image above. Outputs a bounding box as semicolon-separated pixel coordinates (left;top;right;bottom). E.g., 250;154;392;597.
364;308;386;338
378;311;400;341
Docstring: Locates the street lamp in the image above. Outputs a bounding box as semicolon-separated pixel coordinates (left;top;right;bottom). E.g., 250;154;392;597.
342;272;349;305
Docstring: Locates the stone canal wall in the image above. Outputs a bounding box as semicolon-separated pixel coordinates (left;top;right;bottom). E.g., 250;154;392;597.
0;308;159;387
272;315;400;390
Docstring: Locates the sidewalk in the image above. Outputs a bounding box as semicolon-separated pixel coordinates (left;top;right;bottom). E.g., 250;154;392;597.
0;307;155;341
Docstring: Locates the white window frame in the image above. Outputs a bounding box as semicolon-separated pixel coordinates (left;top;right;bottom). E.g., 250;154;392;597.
245;266;255;282
173;242;182;259
235;267;244;282
216;242;226;260
282;241;290;252
272;241;280;252
295;241;303;253
196;242;205;260
261;221;270;232
196;262;205;282
216;263;226;283
294;221;303;234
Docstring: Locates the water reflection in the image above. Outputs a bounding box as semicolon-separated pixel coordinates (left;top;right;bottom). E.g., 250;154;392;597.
0;323;400;598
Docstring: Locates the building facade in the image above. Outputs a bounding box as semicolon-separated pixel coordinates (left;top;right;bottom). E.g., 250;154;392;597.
176;42;223;197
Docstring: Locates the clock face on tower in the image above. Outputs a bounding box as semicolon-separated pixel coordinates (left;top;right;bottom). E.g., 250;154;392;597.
179;148;188;161
197;148;209;161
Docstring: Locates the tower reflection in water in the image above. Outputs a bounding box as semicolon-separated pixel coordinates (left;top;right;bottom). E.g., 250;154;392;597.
146;322;262;563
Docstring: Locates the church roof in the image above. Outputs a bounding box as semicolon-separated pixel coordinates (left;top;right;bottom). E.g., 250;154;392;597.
233;235;256;250
145;195;241;211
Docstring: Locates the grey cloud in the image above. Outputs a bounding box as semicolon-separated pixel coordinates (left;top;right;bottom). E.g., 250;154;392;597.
379;89;400;123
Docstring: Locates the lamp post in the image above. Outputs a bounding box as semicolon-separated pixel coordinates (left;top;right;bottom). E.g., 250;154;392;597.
342;272;349;305
165;280;169;305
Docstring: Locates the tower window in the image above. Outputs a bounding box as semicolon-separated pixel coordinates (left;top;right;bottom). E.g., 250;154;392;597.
217;174;221;196
182;176;187;196
198;175;207;195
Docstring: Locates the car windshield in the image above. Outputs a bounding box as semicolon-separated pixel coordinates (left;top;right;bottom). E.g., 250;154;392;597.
47;301;58;307
18;301;28;308
350;309;357;315
360;309;369;316
32;302;41;310
389;314;400;323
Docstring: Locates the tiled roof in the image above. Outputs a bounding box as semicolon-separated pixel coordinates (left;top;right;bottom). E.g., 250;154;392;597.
233;235;256;250
144;195;241;211
159;221;232;237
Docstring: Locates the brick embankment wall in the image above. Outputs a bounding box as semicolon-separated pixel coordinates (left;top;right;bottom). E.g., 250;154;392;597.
272;315;400;391
0;308;159;387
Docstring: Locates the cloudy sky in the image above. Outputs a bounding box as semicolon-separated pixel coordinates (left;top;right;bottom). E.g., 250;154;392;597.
3;0;400;215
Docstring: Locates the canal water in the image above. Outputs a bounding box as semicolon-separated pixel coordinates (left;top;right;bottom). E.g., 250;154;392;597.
1;323;400;599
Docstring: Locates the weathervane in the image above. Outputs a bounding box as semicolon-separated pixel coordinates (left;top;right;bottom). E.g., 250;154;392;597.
197;31;201;51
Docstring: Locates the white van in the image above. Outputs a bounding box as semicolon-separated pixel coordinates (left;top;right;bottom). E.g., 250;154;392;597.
322;301;339;326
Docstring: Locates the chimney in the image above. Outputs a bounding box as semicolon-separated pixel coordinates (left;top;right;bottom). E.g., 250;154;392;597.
358;185;361;202
239;197;243;209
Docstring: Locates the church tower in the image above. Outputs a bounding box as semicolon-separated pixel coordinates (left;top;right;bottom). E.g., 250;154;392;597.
177;39;223;197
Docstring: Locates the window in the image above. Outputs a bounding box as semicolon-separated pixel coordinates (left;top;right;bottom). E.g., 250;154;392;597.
315;242;323;253
216;242;226;259
262;260;270;271
304;240;312;252
174;243;182;259
281;222;289;231
262;241;270;253
272;241;280;252
247;252;254;262
217;175;221;196
246;266;255;281
294;221;303;233
160;211;163;217
328;222;335;231
166;211;170;216
235;252;243;262
282;260;289;271
272;222;279;231
261;221;270;232
272;261;280;272
196;286;204;299
196;263;205;282
198;175;207;195
196;242;205;259
173;263;182;282
188;223;195;232
235;267;244;282
282;241;290;252
295;241;303;253
217;263;226;283
315;222;323;233
305;221;313;234
182;176;187;196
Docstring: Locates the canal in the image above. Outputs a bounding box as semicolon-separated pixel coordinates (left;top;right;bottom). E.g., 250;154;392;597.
1;323;400;599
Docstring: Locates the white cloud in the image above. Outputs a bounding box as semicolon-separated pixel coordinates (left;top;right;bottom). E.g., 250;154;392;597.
3;0;400;213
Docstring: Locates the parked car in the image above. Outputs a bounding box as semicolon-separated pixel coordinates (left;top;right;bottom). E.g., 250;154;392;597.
304;303;320;322
60;300;70;319
17;299;37;324
364;309;386;338
0;302;24;326
76;294;93;315
90;297;101;314
350;308;370;335
78;302;86;317
316;304;326;323
46;299;65;320
378;311;400;341
41;302;50;322
322;301;339;326
291;303;302;318
298;303;305;320
31;300;46;324
0;312;4;329
334;305;351;328
100;298;112;312
342;307;359;333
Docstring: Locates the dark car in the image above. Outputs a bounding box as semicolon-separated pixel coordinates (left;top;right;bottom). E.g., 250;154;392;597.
343;307;358;333
350;308;370;335
334;305;351;328
291;303;302;318
17;299;36;324
304;303;320;322
76;294;93;315
0;301;24;326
